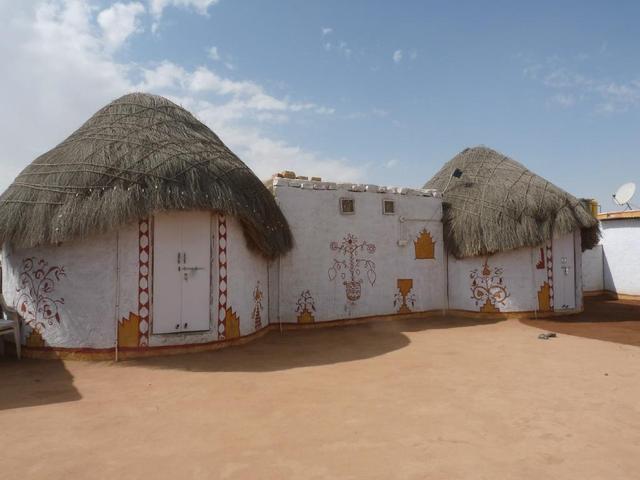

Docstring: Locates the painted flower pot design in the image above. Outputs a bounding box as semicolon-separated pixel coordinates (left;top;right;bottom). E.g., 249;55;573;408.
328;233;376;302
345;280;362;302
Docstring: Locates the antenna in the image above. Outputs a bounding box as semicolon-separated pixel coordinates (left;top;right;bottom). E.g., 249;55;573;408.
612;182;636;210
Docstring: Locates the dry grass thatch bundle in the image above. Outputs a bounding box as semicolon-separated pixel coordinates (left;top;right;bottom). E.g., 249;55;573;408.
424;146;599;258
0;93;293;259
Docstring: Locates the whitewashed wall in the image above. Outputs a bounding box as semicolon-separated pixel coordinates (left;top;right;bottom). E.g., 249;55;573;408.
2;231;119;348
447;231;581;313
448;247;538;312
273;179;445;323
601;219;640;296
1;212;269;351
582;245;603;293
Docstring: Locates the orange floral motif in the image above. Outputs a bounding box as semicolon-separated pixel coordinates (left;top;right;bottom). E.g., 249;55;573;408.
295;290;316;323
394;279;416;313
414;229;435;259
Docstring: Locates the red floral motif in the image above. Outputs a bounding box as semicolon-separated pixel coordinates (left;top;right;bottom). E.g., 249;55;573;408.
328;233;376;302
15;257;66;331
470;260;509;308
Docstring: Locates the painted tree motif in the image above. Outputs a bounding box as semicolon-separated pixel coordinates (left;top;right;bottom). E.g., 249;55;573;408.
15;257;66;331
251;281;264;330
470;260;509;311
328;233;377;302
295;289;316;323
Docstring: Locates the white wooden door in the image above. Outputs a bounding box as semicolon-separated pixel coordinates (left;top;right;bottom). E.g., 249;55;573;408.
153;211;211;334
179;211;211;332
552;232;576;310
153;212;182;334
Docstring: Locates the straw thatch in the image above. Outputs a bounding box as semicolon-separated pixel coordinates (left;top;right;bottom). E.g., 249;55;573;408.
424;146;599;259
0;93;292;259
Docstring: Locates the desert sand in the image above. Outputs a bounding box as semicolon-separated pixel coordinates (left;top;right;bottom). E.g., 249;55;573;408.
1;305;640;479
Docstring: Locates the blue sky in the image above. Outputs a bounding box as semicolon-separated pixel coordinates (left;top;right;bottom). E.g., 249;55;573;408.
1;1;639;209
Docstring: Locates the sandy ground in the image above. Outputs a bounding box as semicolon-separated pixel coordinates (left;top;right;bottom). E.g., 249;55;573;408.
523;295;640;346
2;309;640;479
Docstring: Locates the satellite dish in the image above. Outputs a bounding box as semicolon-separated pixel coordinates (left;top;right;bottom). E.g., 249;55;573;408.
613;182;636;209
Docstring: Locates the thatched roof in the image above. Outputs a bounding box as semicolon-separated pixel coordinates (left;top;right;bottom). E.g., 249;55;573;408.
0;93;293;259
424;146;599;259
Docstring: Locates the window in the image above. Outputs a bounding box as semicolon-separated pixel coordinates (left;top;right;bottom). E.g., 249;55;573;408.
382;199;395;215
340;198;355;214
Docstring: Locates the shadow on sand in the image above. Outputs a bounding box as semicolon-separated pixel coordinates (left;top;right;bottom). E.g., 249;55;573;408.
522;295;640;347
129;315;502;373
0;357;81;411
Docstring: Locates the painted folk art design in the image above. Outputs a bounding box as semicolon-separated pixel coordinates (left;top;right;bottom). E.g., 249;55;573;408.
216;214;240;339
296;290;316;323
252;281;264;330
414;229;436;260
394;279;416;313
25;328;46;347
545;242;554;310
118;313;142;348
470;260;509;312
328;233;377;302
14;257;66;332
138;218;151;346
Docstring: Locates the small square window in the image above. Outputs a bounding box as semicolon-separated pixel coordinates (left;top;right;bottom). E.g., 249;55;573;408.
383;199;395;215
340;198;355;214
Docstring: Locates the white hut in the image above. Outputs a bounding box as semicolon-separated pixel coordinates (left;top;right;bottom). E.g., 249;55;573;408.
0;96;602;360
0;93;292;358
582;210;640;299
424;147;599;316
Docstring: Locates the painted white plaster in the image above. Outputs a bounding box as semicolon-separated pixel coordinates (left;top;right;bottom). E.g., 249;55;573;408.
2;232;118;348
0;192;587;352
582;245;603;293
447;231;580;313
273;180;446;323
601;219;640;296
448;248;537;312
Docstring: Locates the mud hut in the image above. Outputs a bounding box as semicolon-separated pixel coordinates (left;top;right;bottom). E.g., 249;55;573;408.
0;93;292;358
425;146;599;315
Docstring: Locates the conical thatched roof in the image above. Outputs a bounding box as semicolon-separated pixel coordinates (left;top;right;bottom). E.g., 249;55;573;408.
424;146;599;259
0;93;292;259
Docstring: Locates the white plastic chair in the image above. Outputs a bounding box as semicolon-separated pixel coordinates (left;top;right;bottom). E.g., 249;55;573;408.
0;293;21;359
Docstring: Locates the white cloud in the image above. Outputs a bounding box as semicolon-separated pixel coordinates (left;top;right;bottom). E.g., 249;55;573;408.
97;2;145;51
549;93;576;108
384;158;399;168
409;49;417;61
0;0;357;193
321;27;332;36
149;0;219;18
393;49;403;63
149;0;220;31
338;41;352;59
208;45;220;60
522;53;640;113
